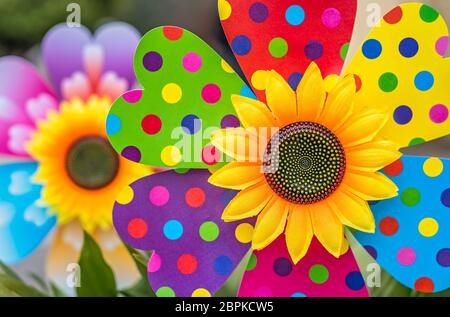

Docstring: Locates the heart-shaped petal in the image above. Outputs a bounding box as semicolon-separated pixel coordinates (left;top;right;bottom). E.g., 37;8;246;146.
113;169;254;296
0;57;58;157
238;237;368;297
42;22;140;99
345;3;450;148
354;156;450;293
107;27;247;168
220;0;357;100
0;162;56;264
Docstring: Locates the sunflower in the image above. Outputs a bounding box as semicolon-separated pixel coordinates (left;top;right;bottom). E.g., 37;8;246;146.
0;22;148;292
209;62;401;262
27;96;148;232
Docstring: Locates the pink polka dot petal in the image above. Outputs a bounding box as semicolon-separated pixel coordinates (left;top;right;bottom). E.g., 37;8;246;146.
201;84;222;104
149;185;170;206
397;247;416;266
239;237;369;297
123;90;143;103
183;52;203;73
429;104;448;124
148;252;162;273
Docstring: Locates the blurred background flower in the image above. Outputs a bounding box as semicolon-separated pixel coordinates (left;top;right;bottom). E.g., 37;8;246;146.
0;0;448;297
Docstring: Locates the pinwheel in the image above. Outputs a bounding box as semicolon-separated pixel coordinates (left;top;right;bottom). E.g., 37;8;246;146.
0;22;150;290
109;1;449;297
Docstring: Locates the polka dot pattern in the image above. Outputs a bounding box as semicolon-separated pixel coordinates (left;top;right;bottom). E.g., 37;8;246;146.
354;156;450;293
113;170;254;297
238;238;369;297
345;3;450;148
221;0;357;102
107;26;246;168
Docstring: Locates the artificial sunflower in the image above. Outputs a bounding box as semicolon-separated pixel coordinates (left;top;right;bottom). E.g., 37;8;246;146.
108;0;449;297
0;22;149;291
209;62;400;262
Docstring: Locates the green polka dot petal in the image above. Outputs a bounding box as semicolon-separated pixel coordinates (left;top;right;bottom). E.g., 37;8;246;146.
106;26;246;168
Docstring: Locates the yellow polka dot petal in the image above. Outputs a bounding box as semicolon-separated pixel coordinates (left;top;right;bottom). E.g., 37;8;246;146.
251;70;269;91
235;223;254;244
192;288;211;297
162;83;182;104
418;217;439;237
218;0;232;21
161;146;182;166
116;186;134;205
423;157;444;177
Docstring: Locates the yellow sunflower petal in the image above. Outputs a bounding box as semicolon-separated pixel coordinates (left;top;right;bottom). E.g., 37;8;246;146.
208;161;264;190
319;74;355;131
296;62;326;122
222;181;274;221
340;236;350;255
231;95;278;128
328;187;375;233
342;170;398;201
285;204;313;264
336;111;389;148
310;201;343;257
211;128;260;162
264;70;297;126
346;140;402;172
252;197;289;250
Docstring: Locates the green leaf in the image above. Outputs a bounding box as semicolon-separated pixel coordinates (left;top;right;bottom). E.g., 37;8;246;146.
119;278;154;297
0;274;47;297
123;244;155;297
49;281;68;297
0;261;22;281
76;231;117;297
29;272;49;292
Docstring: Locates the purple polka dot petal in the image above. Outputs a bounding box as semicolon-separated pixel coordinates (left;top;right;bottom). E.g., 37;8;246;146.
435;36;449;56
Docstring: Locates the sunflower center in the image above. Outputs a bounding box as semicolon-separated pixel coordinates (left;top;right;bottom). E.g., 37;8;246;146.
263;122;346;204
66;136;120;189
